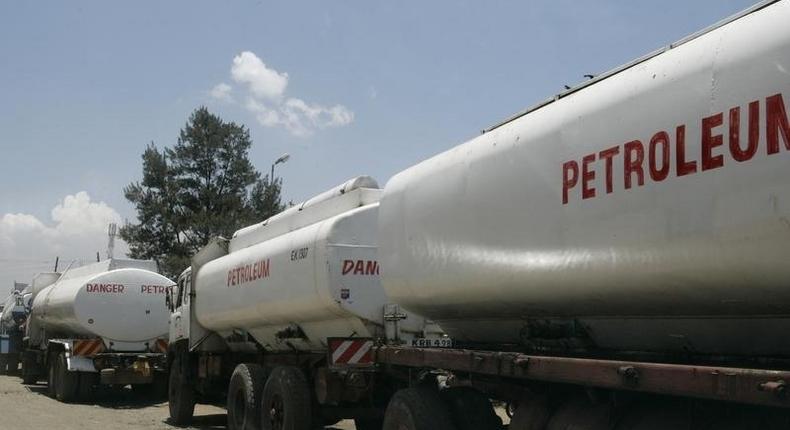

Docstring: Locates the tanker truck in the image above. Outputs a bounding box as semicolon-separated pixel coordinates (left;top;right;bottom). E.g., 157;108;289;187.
166;176;445;429
0;286;31;374
171;1;790;429
22;258;174;403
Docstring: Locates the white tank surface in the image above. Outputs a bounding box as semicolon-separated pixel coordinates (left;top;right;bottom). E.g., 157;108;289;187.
29;259;173;351
194;179;429;352
30;272;61;298
379;1;790;357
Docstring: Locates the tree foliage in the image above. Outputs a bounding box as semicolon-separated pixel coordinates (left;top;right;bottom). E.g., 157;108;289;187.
121;107;284;278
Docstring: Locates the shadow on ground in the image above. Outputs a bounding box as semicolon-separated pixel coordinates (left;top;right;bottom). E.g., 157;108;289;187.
24;382;166;409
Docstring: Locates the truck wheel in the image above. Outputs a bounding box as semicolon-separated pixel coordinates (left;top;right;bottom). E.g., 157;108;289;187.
440;387;503;430
0;355;7;374
382;387;456;430
227;363;267;430
47;354;57;397
261;366;312;430
355;417;385;430
55;352;79;402
7;355;19;375
509;393;550;430
21;368;38;385
168;353;195;425
78;372;97;402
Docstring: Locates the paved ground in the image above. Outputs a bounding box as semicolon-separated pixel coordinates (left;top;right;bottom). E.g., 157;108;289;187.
0;374;355;430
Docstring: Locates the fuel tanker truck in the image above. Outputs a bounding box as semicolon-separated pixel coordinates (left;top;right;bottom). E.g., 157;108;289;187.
22;259;174;403
0;286;32;374
170;1;790;429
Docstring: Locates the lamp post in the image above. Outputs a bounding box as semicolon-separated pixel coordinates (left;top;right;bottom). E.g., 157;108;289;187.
271;153;290;181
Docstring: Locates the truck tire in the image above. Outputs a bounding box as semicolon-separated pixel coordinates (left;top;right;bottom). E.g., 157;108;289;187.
168;353;195;425
440;387;503;430
6;355;19;375
78;372;97;402
261;366;312;430
55;352;79;402
509;393;550;430
382;387;456;430
355;417;385;430
227;363;267;430
47;354;57;397
0;355;6;374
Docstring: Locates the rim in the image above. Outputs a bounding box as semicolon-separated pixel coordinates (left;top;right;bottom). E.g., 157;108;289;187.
267;394;284;430
231;388;246;429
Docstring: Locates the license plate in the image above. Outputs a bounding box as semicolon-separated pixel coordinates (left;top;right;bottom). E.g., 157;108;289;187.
411;338;453;348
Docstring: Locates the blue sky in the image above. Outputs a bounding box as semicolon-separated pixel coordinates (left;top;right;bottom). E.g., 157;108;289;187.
0;0;758;287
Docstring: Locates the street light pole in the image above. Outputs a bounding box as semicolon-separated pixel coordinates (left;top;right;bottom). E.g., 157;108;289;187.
270;153;291;182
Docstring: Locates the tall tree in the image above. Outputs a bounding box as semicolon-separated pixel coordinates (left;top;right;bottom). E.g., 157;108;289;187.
121;107;284;277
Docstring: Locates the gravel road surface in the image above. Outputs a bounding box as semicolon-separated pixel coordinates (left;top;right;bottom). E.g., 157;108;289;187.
0;374;354;430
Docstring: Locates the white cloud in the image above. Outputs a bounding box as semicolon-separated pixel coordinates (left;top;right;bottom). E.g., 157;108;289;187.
213;51;354;137
209;82;233;102
0;192;130;289
231;51;289;100
247;97;354;137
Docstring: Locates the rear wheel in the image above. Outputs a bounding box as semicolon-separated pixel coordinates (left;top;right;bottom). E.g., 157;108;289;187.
507;393;550;430
355;417;385;430
261;366;312;430
0;355;7;375
54;352;79;402
382;387;456;430
227;363;267;430
168;352;195;425
78;372;97;402
6;355;19;375
440;387;502;430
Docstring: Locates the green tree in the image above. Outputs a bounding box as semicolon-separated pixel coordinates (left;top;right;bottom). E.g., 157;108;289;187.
120;107;284;278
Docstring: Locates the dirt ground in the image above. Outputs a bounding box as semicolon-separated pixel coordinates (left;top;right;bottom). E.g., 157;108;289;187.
0;374;355;430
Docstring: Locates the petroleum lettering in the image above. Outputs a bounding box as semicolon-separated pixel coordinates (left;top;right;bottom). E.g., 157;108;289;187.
581;154;596;199
598;146;619;194
624;140;644;189
675;125;697;176
341;259;380;275
562;161;579;204
86;283;125;293
140;285;168;294
227;259;270;287
767;93;790;154
701;112;724;171
648;131;670;181
561;93;790;204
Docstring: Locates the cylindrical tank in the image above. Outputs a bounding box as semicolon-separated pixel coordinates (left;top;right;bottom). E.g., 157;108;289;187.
378;1;790;357
194;185;429;353
29;261;172;351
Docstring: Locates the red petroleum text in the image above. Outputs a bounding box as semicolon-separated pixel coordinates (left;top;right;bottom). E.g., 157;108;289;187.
227;259;270;287
562;93;790;204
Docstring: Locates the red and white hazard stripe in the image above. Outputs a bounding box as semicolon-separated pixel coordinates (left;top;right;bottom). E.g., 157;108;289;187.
72;339;104;357
329;338;374;366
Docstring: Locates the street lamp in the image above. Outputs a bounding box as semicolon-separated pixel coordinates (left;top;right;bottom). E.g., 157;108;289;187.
271;153;290;181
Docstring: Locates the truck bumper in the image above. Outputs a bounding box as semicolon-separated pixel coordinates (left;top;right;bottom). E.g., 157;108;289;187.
95;353;166;385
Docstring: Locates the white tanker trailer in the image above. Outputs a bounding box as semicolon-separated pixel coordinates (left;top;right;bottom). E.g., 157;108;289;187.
170;2;790;429
22;258;174;402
